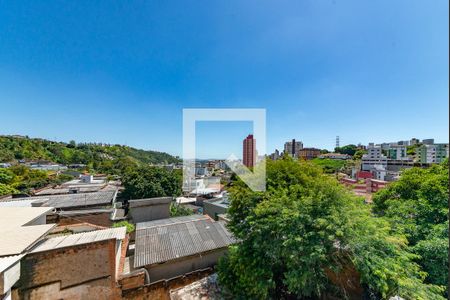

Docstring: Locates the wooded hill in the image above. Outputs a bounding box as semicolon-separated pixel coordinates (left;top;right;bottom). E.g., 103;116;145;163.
0;135;179;167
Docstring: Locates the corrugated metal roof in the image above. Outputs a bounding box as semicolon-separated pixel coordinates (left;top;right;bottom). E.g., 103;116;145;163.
136;215;208;230
2;190;117;209
30;227;126;253
134;216;234;268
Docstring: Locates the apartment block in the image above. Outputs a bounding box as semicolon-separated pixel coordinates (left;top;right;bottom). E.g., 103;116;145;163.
284;139;303;158
418;144;449;163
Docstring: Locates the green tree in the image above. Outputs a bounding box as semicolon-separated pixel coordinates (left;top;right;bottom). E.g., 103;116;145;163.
353;149;367;160
121;166;181;199
170;202;194;217
334;144;358;156
113;220;135;233
373;159;449;289
218;158;444;299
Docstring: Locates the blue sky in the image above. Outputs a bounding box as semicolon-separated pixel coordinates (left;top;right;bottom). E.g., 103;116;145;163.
0;1;448;158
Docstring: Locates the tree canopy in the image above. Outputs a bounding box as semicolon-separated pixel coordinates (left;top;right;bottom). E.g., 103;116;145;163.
0;135;179;170
373;159;449;290
120;166;182;199
218;158;445;299
0;166;73;195
334;144;358;156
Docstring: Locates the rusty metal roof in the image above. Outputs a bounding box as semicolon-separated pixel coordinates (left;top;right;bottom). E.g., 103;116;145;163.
134;215;234;268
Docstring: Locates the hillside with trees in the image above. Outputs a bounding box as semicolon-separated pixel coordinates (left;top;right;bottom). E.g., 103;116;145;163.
0;135;179;170
0;166;74;196
218;158;447;299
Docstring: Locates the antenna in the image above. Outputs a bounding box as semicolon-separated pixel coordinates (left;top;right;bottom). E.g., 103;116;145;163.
336;136;340;148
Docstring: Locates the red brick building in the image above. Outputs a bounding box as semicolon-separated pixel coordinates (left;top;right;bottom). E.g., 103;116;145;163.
243;134;256;168
298;148;321;160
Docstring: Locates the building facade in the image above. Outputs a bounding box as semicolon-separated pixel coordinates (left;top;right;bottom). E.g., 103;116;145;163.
298;148;320;160
361;144;388;171
418;144;449;163
284;139;303;158
387;145;409;160
243;134;256;168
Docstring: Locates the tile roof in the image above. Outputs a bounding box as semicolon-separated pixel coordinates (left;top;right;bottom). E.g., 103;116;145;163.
134;215;234;268
30;227;127;253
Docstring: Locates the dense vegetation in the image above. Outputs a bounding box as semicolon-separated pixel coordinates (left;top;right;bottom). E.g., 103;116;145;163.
120;165;182;199
373;159;449;291
170;202;194;217
0;135;179;171
112;220;135;233
218;158;446;299
0;165;73;195
311;158;346;173
334;144;358;156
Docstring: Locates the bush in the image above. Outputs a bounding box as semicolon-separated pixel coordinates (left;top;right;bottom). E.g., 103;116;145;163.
113;221;135;233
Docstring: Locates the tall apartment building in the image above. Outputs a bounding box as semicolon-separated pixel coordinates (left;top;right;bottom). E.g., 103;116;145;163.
418;144;449;163
362;144;388;171
284;139;303;158
243;134;256;168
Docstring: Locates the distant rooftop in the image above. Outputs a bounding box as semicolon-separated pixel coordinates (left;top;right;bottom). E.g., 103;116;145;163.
0;190;117;209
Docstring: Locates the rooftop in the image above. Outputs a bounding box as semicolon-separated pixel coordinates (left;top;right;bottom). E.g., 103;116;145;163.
0;190;117;209
0;207;56;257
128;197;172;208
134;215;234;268
0;254;23;273
30;227;127;253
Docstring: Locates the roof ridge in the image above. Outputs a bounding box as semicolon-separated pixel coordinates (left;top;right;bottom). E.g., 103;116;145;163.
137;216;209;230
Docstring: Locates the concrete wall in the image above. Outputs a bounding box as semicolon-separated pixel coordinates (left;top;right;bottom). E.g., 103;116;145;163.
203;201;227;220
56;212;113;227
18;239;120;300
145;249;227;283
129;198;172;223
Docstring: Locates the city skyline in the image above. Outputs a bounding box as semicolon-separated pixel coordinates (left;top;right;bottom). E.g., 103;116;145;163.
0;1;448;158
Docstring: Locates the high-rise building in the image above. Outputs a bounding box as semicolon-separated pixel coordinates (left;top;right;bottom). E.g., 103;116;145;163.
284;139;303;158
243;134;256;168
